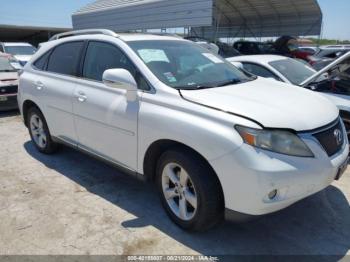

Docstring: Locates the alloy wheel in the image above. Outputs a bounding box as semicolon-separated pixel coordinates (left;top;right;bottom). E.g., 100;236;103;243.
30;114;47;149
161;163;198;221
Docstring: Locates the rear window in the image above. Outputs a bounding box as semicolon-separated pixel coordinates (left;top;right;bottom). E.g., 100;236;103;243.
33;51;51;70
47;42;84;76
242;62;280;81
269;58;315;85
4;45;37;55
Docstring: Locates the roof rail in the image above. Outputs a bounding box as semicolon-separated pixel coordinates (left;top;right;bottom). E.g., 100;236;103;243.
49;29;119;41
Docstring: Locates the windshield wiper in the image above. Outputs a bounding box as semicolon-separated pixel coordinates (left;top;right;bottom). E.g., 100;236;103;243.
175;78;249;90
175;85;216;90
217;79;242;87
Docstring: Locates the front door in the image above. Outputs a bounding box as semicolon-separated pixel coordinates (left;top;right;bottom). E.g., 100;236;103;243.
73;41;141;170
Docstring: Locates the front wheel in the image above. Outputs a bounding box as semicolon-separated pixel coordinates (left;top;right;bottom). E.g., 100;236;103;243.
157;148;224;231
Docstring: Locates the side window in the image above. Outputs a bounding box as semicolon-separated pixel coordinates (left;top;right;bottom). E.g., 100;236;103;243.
0;45;4;53
83;41;136;81
47;41;84;76
33;51;51;70
83;41;150;90
325;52;338;59
242;63;280;80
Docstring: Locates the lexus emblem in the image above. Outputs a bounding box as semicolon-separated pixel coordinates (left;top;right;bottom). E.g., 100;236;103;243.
334;129;343;146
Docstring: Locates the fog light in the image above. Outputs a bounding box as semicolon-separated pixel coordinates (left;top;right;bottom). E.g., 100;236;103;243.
268;189;278;200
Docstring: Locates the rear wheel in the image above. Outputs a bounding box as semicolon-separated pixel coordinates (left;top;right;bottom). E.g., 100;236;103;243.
157;147;224;231
27;107;58;154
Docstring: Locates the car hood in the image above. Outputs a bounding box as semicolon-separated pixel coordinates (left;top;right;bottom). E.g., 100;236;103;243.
180;78;338;131
301;51;350;86
13;55;32;62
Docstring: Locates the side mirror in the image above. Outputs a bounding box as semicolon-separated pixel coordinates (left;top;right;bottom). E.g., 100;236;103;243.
103;68;137;91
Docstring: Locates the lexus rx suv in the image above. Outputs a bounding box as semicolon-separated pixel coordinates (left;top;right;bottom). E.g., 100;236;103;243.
18;30;349;231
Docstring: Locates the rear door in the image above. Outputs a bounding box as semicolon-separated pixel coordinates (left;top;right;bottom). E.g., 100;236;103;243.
34;41;84;144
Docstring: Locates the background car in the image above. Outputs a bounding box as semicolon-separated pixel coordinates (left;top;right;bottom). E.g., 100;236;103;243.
233;37;313;62
0;42;37;67
233;41;277;55
0;51;22;70
0;56;19;111
298;46;319;55
274;36;312;61
216;42;241;58
185;37;241;57
184;36;220;54
309;46;350;71
228;53;350;138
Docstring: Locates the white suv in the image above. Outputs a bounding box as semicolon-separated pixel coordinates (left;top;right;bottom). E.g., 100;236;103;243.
18;30;349;231
0;42;37;67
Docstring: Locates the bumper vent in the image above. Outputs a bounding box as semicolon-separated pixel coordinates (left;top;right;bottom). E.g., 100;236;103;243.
313;120;344;157
0;85;18;95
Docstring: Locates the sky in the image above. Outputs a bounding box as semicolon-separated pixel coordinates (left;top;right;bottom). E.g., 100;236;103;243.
318;0;350;40
0;0;349;40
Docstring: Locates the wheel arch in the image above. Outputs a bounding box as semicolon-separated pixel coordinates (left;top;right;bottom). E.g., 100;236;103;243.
143;139;224;195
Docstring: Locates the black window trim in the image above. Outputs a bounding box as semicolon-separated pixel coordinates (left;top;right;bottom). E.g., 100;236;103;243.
39;40;86;78
79;40;152;91
241;61;282;82
32;49;53;71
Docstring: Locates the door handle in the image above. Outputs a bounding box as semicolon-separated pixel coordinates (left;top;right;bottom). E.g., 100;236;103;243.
35;81;44;90
76;91;87;102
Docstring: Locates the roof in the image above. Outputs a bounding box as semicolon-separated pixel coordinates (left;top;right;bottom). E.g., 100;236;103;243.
49;30;186;42
47;32;186;46
0;24;71;42
75;0;160;14
73;0;323;38
195;0;323;38
118;33;185;41
2;42;34;46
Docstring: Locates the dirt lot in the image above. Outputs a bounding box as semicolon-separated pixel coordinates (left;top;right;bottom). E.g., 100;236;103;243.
0;111;349;257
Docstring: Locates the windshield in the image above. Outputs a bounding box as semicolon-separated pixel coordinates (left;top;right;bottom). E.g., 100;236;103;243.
128;40;253;89
269;58;316;85
4;45;37;56
0;57;16;72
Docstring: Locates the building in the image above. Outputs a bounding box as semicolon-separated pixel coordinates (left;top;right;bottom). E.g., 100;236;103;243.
72;0;323;40
0;24;70;46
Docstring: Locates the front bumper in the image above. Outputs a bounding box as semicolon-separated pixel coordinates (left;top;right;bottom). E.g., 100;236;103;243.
0;94;18;111
210;123;349;217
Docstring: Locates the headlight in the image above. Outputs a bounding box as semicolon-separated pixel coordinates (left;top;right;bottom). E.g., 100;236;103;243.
235;125;314;157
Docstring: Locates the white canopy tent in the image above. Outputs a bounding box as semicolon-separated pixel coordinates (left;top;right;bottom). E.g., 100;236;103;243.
72;0;322;39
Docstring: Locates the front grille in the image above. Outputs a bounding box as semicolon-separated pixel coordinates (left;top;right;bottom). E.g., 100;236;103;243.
313;120;344;156
0;85;18;95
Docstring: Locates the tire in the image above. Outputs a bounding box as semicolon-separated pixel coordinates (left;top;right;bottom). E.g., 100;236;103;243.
27;107;58;154
340;111;350;141
156;147;224;231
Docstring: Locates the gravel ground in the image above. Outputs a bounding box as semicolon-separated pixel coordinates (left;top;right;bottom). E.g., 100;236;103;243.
0;111;349;257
